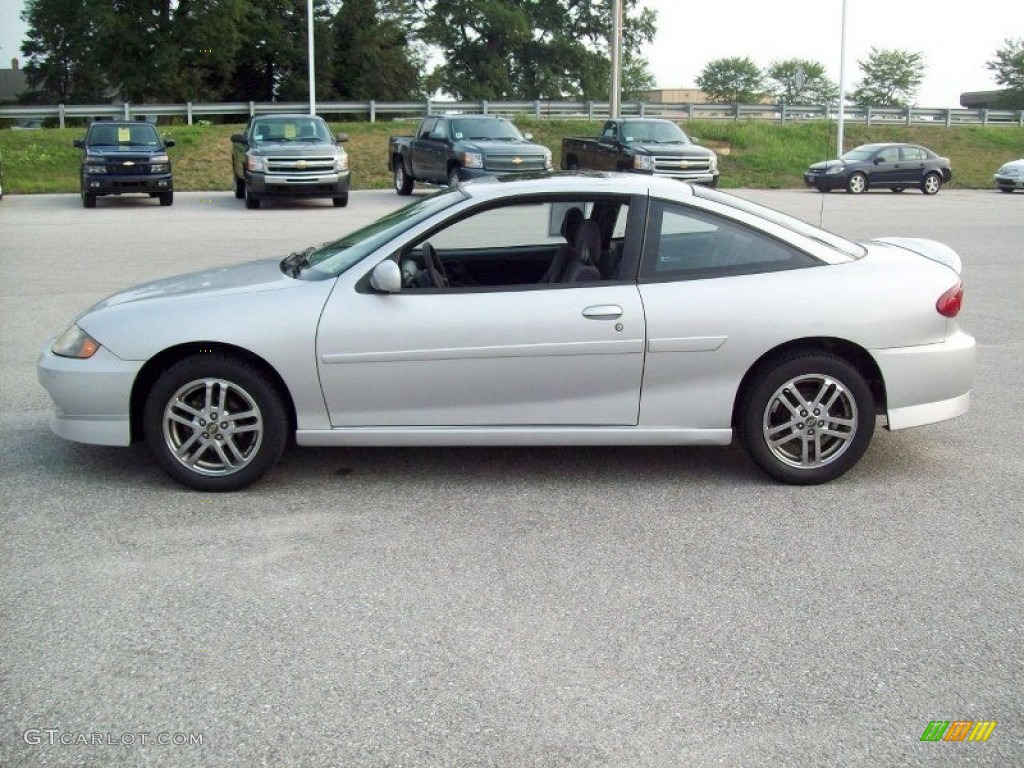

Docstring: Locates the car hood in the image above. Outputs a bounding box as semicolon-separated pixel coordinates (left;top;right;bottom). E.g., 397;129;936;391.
248;141;339;156
807;159;844;172
82;257;299;315
632;142;715;158
461;140;548;156
86;146;166;156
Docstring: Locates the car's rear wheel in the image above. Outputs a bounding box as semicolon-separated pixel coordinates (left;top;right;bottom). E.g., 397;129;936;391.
144;354;287;492
740;352;875;485
82;191;96;208
846;172;868;194
394;163;413;196
244;182;260;209
921;172;942;195
234;174;245;199
159;190;173;206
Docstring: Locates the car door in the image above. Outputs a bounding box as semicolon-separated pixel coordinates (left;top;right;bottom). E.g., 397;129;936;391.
411;118;442;180
316;196;646;427
899;145;928;184
869;145;901;187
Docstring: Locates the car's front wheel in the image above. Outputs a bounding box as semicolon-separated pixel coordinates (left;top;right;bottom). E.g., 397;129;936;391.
144;354;288;491
846;172;868;194
234;174;245;199
244;182;260;209
739;352;875;485
921;172;942;195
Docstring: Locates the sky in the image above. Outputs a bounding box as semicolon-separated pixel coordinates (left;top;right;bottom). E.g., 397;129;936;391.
1;0;1020;108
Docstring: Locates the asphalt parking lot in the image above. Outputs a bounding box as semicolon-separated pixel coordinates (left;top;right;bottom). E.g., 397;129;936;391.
1;188;1022;767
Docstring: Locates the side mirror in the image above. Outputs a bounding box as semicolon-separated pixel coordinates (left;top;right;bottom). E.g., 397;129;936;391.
523;132;533;141
370;260;402;294
163;138;175;148
874;157;884;165
230;133;246;144
73;139;84;148
335;132;349;143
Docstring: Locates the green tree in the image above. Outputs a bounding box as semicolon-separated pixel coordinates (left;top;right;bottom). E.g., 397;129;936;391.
420;0;656;100
986;37;1024;108
765;59;838;105
696;56;764;103
20;0;108;102
331;0;423;100
851;47;924;107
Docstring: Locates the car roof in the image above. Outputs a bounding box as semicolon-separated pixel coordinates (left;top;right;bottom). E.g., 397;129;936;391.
459;171;696;202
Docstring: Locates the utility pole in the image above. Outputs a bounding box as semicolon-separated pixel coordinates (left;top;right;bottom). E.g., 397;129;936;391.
610;0;622;118
307;0;316;114
837;0;848;156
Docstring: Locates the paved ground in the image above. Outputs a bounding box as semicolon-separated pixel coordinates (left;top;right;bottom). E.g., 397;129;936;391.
1;189;1021;767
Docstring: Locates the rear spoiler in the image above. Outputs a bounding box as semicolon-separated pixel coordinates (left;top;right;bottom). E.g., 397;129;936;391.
872;237;962;275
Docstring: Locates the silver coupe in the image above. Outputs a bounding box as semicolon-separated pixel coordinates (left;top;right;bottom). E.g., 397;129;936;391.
37;174;976;491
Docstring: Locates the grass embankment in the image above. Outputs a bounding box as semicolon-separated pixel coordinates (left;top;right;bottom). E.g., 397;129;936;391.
1;118;1021;194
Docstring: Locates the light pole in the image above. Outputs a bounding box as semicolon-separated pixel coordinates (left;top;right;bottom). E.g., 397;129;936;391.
837;0;848;156
307;0;316;114
610;0;622;118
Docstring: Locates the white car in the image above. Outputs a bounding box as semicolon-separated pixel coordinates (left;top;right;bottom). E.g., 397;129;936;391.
994;158;1024;192
37;174;976;491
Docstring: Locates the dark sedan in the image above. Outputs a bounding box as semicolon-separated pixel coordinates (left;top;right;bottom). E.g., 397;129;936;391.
805;143;952;195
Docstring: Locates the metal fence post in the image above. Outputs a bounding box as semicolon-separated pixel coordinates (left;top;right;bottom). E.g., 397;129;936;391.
248;101;255;117
981;109;989;126
186;101;193;125
535;100;541;119
426;99;432;117
906;105;912;125
123;102;130;120
587;101;594;120
945;108;952;128
58;103;65;129
780;102;786;123
369;100;376;123
481;100;488;115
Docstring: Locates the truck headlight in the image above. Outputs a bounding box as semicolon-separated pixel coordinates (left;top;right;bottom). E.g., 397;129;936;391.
543;148;553;170
149;154;169;173
709;154;718;172
632;155;655;171
334;151;349;172
246;155;267;173
460;151;484;169
52;325;101;359
85;165;107;175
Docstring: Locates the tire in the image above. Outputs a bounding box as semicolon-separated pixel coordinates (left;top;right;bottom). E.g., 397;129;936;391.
448;166;461;188
565;157;579;171
845;172;868;194
144;354;288;492
999;187;1014;193
394;162;413;196
244;182;260;209
739;352;875;485
82;191;96;208
332;192;348;208
921;172;942;195
234;174;245;199
159;190;173;206
890;187;905;193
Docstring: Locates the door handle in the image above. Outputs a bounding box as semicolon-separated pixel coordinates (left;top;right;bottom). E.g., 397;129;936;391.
582;305;623;319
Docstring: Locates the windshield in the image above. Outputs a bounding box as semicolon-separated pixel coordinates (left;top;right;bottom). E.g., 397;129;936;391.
692;185;866;259
87;123;161;146
621;120;690;144
250;117;332;143
303;189;465;278
450;117;524;141
840;145;881;162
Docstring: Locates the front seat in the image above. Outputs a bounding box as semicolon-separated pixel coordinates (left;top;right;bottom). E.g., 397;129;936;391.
540;206;585;283
562;220;603;283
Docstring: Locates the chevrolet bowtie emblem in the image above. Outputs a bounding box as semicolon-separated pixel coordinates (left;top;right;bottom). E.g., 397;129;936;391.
512;157;523;165
296;160;307;169
123;160;134;166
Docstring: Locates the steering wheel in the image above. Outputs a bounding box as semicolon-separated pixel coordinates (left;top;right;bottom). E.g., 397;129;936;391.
421;242;449;288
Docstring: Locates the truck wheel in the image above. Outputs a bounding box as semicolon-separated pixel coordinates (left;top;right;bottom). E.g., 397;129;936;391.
565;157;579;171
234;174;245;199
394;164;413;196
159;190;173;206
82;191;96;208
448;166;462;188
332;192;348;208
244;182;260;209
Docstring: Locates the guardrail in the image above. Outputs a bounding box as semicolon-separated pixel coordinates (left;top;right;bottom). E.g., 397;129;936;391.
2;99;1022;128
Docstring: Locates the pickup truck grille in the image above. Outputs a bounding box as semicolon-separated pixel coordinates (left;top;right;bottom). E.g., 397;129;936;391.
486;153;548;173
108;157;152;175
265;156;337;175
652;154;713;179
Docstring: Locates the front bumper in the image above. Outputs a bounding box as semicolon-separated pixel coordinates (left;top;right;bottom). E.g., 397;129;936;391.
36;344;142;446
872;329;976;430
804;172;844;190
994;173;1024;191
456;166;550;181
82;173;172;195
247;171;351;198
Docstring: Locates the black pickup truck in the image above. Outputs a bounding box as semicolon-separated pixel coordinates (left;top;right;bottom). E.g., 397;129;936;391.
388;114;552;195
74;121;175;208
231;114;350;209
562;118;719;186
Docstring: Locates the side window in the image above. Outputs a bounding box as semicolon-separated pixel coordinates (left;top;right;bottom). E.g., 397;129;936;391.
640;201;818;281
429;120;447;140
901;146;926;162
601;124;617;141
418;119;436;140
877;146;899;163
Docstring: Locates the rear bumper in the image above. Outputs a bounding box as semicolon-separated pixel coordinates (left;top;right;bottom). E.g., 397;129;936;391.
247;171;351;198
873;329;976;430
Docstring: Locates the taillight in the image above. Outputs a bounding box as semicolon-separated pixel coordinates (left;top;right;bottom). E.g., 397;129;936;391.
936;281;963;317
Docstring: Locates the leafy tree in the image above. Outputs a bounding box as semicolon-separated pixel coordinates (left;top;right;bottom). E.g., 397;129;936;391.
20;0;108;102
765;59;838;105
696;56;764;103
851;47;924;107
986;37;1024;108
331;0;423;100
420;0;656;100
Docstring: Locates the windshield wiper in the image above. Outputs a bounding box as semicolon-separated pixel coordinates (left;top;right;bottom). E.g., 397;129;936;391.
282;246;316;277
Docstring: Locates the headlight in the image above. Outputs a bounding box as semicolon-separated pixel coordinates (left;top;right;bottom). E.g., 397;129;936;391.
335;151;349;172
85;165;107;175
52;325;100;359
543;148;553;170
709;154;718;172
826;164;845;175
150;163;169;173
246;155;267;173
460;151;483;169
631;155;655;171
